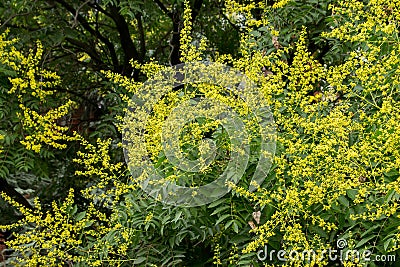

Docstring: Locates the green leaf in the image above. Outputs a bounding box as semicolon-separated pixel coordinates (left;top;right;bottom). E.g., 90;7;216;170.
71;205;78;216
232;221;239;233
250;30;261;37
384;237;395;251
360;224;380;238
210;204;230;216
133;257;147;264
76;211;86;221
208;198;226;208
215;214;231;225
355;235;376;248
84;220;93;228
347;189;357;200
173;210;182;223
338;195;349;207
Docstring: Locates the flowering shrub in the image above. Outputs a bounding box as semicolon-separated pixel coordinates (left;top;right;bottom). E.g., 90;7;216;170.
1;0;400;266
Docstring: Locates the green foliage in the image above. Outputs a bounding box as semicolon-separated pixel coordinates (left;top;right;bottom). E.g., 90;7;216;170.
1;0;400;266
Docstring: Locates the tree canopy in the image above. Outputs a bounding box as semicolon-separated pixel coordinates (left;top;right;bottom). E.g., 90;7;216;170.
1;0;400;266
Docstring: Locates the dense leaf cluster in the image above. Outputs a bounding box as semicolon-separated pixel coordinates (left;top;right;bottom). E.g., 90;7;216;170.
0;0;400;266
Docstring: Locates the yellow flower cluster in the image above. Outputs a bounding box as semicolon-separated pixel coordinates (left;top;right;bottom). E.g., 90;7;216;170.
324;0;400;42
179;0;208;62
19;100;78;153
73;136;133;204
221;0;400;263
1;0;399;265
0;32;78;153
0;189;108;266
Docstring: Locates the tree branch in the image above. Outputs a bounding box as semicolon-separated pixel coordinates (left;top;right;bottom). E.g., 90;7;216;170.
169;9;182;65
109;4;141;77
0;12;32;30
135;13;146;61
0;179;33;210
153;0;173;18
65;37;107;69
54;0;120;71
191;0;203;22
72;0;92;28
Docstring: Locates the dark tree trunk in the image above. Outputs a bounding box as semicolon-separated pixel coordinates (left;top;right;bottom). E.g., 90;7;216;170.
0;179;33;210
